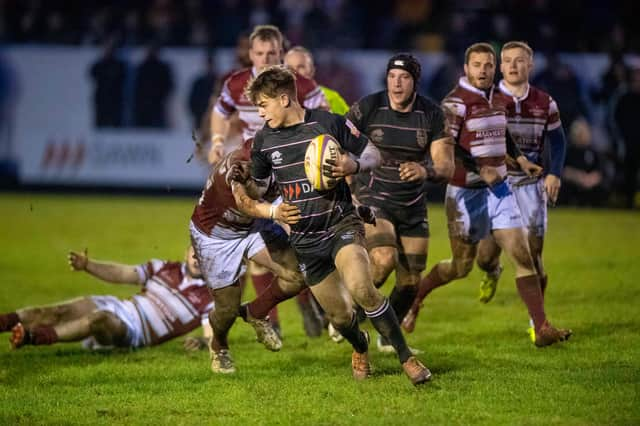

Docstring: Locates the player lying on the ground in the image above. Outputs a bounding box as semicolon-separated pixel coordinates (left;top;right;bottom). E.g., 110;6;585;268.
2;246;215;351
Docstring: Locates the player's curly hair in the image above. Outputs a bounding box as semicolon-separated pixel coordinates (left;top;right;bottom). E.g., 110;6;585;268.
245;65;297;105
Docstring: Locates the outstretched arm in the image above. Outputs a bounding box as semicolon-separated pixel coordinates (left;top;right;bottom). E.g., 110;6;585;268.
68;249;140;285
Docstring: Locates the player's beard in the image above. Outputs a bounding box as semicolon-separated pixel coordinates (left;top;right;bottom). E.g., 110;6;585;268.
469;74;493;90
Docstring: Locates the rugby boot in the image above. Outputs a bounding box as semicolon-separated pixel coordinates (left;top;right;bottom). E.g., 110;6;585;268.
246;314;282;352
479;264;503;303
210;348;236;374
534;320;572;347
10;323;28;349
351;331;371;380
527;318;536;343
402;356;432;386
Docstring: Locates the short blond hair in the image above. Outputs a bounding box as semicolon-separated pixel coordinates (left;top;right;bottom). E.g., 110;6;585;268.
501;41;533;58
464;42;496;64
249;25;284;48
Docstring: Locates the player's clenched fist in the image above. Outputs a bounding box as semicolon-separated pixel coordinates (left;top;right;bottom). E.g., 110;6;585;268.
68;248;89;271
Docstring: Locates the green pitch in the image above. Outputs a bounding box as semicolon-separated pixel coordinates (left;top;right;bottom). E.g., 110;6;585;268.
1;193;639;425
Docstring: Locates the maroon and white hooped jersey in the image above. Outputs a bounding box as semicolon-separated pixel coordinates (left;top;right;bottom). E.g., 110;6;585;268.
190;147;254;235
131;260;213;346
494;80;562;185
214;67;328;142
443;77;510;188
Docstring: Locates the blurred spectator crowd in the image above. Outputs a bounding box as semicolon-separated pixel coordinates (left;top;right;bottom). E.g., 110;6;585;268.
1;0;639;53
1;0;638;208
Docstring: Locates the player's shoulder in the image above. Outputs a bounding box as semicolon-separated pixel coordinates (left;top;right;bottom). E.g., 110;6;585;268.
415;93;442;113
294;73;320;93
252;128;267;149
308;108;339;124
442;85;467;103
442;86;468;114
224;68;252;92
146;259;169;275
528;84;554;104
356;91;387;111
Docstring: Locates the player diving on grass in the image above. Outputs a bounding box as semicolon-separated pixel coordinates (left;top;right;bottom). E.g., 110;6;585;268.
2;246;214;351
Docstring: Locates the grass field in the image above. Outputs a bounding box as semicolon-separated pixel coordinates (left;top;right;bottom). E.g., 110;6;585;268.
1;192;639;425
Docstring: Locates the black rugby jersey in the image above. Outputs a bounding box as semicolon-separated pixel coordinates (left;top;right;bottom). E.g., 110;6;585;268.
347;91;449;206
251;109;368;251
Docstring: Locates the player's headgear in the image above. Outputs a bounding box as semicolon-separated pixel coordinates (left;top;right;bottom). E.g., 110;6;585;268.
386;53;422;85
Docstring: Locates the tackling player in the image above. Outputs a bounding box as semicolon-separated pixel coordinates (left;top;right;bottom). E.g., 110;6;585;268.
190;144;304;373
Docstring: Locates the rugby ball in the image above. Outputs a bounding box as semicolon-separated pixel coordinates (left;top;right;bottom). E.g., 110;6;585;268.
304;134;342;191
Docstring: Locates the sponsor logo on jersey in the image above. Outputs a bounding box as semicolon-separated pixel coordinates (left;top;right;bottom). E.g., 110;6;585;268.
474;128;505;138
371;128;384;143
529;107;545;117
271;150;283;165
281;181;313;200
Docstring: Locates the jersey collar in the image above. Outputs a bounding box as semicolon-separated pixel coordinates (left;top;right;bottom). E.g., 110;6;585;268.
459;77;494;101
498;80;530;101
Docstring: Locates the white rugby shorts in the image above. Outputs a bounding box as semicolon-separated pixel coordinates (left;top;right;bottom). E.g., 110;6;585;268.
445;184;523;244
189;220;266;290
510;179;547;237
89;295;145;348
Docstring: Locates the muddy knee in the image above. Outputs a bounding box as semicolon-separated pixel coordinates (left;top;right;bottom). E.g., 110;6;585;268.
88;311;126;345
369;246;397;286
476;254;499;272
325;309;354;329
452;258;474;279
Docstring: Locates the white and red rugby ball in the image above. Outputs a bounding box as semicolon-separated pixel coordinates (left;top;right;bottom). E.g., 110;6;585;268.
304;134;342;191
